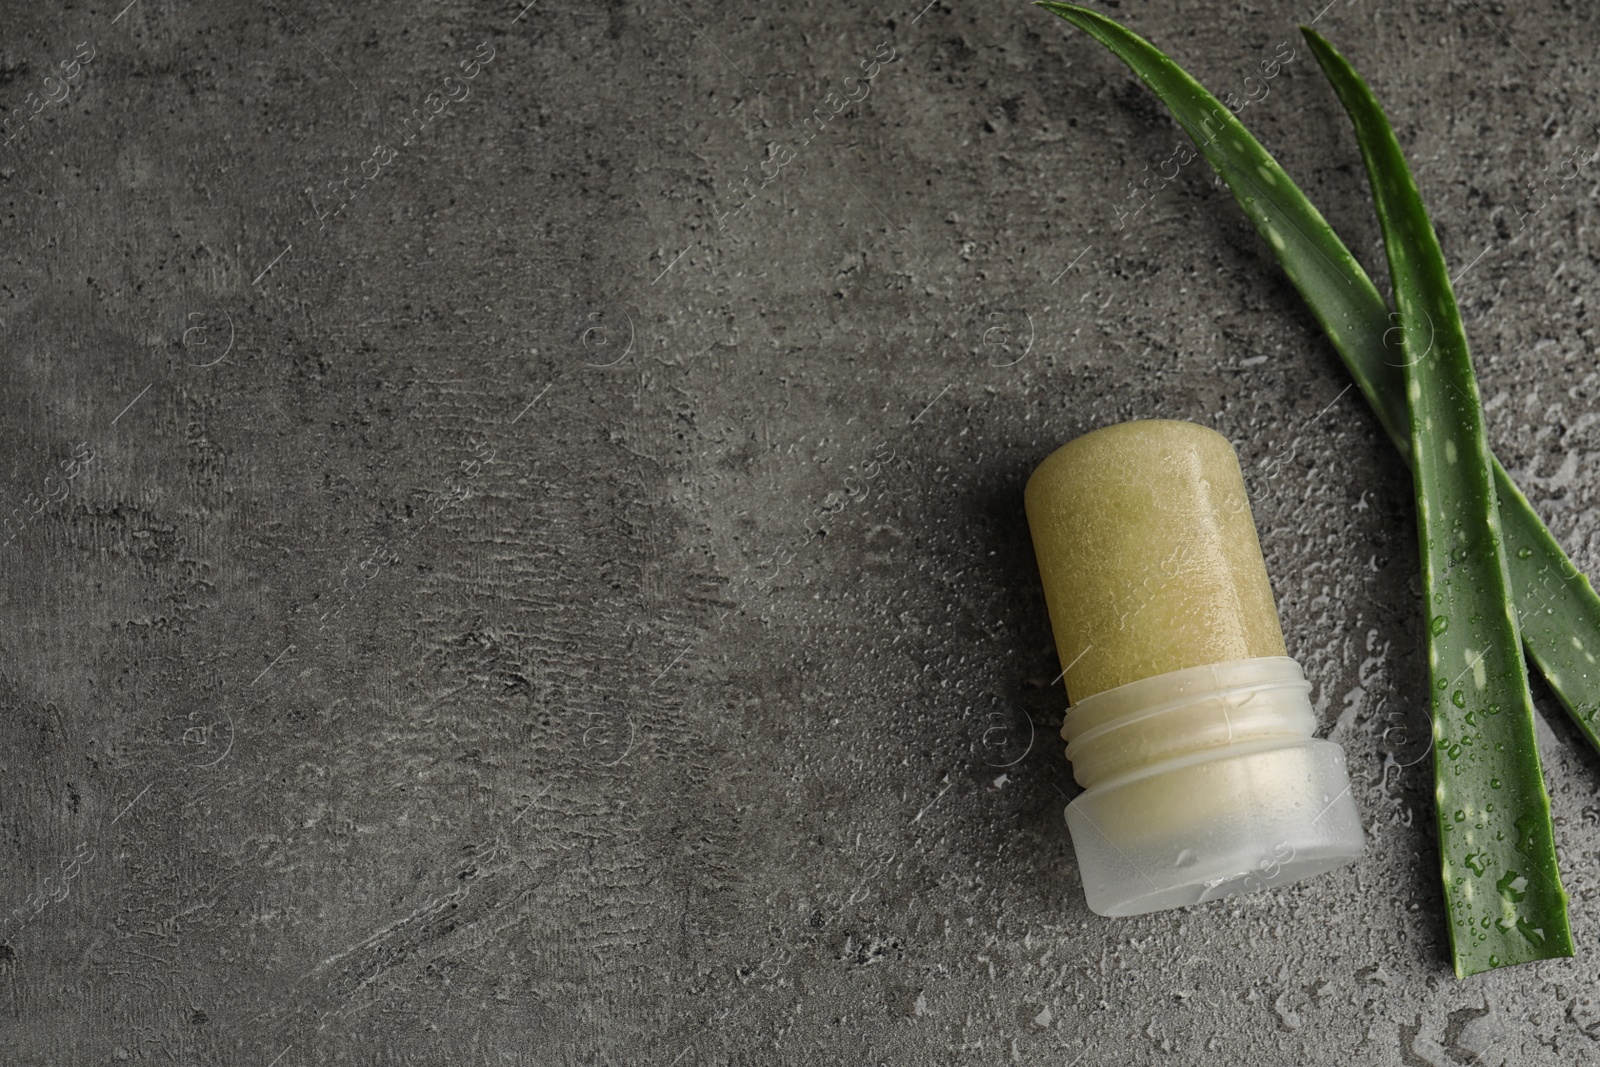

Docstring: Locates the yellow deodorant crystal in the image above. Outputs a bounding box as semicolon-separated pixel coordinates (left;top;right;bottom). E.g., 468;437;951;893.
1026;419;1286;698
1025;419;1365;916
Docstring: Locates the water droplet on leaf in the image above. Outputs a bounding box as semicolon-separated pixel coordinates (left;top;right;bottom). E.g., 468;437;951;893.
1497;870;1528;903
1513;814;1544;857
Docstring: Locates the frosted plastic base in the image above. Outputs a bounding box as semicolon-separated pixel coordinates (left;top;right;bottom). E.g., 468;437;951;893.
1066;739;1364;915
1061;659;1365;917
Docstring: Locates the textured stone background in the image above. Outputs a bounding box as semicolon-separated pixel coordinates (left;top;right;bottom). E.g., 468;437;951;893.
2;0;1599;1063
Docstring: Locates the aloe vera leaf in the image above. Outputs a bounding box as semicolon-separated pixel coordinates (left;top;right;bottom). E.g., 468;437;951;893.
1501;472;1600;738
1033;3;1600;758
1301;28;1571;977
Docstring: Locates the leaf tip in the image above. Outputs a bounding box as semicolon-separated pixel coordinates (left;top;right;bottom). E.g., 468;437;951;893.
1299;25;1341;67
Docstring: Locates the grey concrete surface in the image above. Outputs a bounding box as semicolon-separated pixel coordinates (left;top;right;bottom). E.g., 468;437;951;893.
2;0;1599;1063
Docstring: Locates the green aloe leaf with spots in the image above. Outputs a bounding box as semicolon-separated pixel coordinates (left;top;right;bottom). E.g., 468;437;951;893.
1302;27;1571;977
